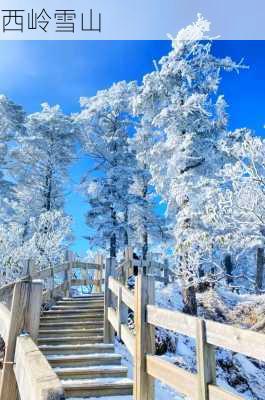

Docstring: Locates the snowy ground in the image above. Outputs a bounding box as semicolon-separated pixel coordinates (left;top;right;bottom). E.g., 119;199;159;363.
155;282;265;400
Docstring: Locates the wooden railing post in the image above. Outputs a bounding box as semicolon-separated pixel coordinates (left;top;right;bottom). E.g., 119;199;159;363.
68;261;73;297
0;281;30;400
104;258;115;343
25;280;43;341
65;250;73;297
196;319;216;400
134;273;155;400
117;285;127;338
50;268;55;300
95;254;103;293
64;260;73;298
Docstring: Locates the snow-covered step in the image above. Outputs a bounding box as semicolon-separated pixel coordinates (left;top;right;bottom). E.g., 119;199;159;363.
39;321;104;329
42;308;104;315
61;295;104;300
38;336;104;345
47;353;122;368
54;365;128;380
38;296;133;399
40;314;104;323
57;298;103;304
52;304;104;310
66;397;132;400
62;295;104;301
55;304;104;310
57;297;104;305
62;377;133;398
39;343;113;355
39;328;104;338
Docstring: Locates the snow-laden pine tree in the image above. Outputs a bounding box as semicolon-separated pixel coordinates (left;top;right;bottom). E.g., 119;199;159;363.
12;103;77;230
0;211;71;285
208;129;265;292
133;15;245;313
77;81;140;257
8;103;76;272
77;81;168;259
129;123;171;259
0;95;25;222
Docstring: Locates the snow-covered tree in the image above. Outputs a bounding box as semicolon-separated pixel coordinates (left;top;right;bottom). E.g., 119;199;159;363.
11;103;77;236
77;81;169;259
0;97;77;285
77;81;140;257
27;210;72;269
130;123;171;259
0;210;71;285
208;129;265;292
133;14;245;313
0;222;26;284
0;95;25;222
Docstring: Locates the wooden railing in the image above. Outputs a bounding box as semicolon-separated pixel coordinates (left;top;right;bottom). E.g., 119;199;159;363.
1;250;264;400
14;335;64;400
104;270;265;400
0;255;104;400
117;247;170;285
0;279;45;400
32;256;104;302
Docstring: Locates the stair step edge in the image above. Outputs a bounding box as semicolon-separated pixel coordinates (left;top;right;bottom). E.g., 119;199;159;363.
47;353;120;360
54;365;128;373
62;377;133;387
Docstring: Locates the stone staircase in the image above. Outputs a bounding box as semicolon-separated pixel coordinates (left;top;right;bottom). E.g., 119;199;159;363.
38;293;133;398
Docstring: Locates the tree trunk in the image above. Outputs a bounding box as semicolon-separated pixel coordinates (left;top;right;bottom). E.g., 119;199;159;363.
110;234;116;258
142;176;148;261
142;231;148;261
182;285;197;316
124;208;129;247
44;166;53;212
124;231;129;247
224;254;233;284
256;247;264;292
110;208;117;258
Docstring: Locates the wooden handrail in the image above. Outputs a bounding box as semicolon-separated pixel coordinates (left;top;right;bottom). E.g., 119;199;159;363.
0;250;263;400
14;335;64;400
37;259;104;301
0;253;104;400
116;246;171;285
105;268;265;400
32;260;102;280
147;304;197;338
0;280;44;400
0;280;16;296
0;275;31;303
146;355;198;399
0;277;42;342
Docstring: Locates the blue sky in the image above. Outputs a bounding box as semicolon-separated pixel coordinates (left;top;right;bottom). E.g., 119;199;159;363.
0;40;265;256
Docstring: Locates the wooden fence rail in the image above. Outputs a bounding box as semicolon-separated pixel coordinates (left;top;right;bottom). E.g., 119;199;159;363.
105;270;265;400
116;247;170;285
0;279;44;400
14;335;64;400
0;249;264;400
0;255;104;400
